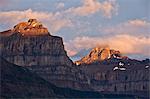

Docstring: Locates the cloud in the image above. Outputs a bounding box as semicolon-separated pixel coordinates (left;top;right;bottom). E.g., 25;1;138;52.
0;0;119;32
65;34;150;57
56;2;65;9
100;19;150;36
64;19;150;59
66;0;118;18
128;19;149;27
64;43;78;57
50;19;72;33
0;9;72;33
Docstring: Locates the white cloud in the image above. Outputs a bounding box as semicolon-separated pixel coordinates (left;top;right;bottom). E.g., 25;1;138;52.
0;9;72;33
65;34;150;57
66;0;118;18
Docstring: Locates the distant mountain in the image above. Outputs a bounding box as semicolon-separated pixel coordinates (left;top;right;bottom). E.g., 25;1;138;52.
75;47;128;65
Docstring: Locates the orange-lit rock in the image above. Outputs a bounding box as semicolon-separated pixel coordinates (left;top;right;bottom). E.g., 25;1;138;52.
75;47;124;65
0;29;13;37
13;19;49;36
100;47;111;60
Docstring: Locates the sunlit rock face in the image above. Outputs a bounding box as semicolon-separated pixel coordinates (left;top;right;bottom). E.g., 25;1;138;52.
75;47;126;65
0;19;89;90
12;19;49;36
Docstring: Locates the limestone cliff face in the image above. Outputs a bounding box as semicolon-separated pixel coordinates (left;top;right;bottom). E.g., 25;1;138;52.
0;33;89;90
79;62;149;98
0;19;89;90
1;33;72;66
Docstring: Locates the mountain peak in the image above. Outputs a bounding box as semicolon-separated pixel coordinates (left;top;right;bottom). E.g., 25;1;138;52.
12;19;49;36
75;47;128;65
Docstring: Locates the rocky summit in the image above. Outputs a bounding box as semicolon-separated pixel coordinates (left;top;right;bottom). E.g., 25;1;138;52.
0;19;89;90
75;47;128;65
13;19;49;36
0;19;48;37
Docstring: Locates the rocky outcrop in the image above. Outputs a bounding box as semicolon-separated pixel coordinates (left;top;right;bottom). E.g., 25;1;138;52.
75;47;127;65
0;19;89;90
13;19;49;36
75;47;150;98
0;19;49;37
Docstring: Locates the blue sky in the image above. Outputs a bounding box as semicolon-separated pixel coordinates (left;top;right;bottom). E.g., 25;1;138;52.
0;0;149;60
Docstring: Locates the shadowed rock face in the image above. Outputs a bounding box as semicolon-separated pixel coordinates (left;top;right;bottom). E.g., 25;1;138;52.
1;57;138;98
0;27;89;90
0;33;72;67
0;57;61;98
